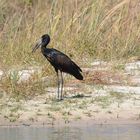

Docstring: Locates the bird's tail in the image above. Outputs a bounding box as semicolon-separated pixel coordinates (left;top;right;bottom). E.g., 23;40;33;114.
70;61;83;80
72;70;83;80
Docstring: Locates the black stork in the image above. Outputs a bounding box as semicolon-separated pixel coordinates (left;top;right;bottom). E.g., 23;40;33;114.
32;34;83;100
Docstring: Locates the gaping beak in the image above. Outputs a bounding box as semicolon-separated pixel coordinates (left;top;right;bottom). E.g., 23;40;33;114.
32;38;42;53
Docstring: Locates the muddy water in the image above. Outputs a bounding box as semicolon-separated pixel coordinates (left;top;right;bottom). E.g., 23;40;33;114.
0;124;140;140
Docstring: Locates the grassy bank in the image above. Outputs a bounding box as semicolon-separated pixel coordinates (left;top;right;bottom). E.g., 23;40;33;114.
0;0;139;68
0;0;140;97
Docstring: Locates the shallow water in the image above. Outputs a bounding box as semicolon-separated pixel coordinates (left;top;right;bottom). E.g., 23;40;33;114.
0;124;140;140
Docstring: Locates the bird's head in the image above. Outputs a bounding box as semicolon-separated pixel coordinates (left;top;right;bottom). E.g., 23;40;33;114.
32;34;50;53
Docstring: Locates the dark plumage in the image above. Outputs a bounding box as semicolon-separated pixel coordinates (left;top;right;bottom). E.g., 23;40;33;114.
32;34;83;100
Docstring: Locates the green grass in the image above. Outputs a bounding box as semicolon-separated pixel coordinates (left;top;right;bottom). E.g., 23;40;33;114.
94;96;112;108
110;91;126;100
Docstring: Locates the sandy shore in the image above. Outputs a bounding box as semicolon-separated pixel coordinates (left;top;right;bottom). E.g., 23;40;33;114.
0;60;140;126
0;83;140;126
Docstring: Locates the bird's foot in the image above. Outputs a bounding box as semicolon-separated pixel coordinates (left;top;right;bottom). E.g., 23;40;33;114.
60;98;64;101
56;98;63;102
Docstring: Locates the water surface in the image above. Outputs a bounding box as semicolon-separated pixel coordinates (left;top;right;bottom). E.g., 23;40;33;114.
0;124;140;140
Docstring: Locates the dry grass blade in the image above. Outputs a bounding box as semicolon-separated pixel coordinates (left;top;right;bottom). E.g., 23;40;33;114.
95;0;130;39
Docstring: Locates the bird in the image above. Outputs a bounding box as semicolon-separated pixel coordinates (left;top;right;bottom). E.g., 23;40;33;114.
32;34;83;100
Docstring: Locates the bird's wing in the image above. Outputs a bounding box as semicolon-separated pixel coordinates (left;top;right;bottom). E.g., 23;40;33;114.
43;48;82;72
54;52;82;72
43;48;83;80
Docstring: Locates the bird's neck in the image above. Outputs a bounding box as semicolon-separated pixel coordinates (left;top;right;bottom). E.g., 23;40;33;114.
41;45;48;53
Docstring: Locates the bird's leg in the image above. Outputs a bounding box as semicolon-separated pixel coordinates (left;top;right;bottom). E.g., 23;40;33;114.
56;71;60;100
60;71;63;100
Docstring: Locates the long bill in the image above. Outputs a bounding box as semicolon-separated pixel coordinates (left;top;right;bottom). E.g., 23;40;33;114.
32;38;42;53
